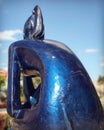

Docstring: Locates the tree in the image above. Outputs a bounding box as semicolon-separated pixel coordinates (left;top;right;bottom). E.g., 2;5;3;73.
0;75;6;90
97;75;104;84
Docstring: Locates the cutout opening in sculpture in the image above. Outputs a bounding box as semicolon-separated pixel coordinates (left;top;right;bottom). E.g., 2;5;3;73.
20;69;41;109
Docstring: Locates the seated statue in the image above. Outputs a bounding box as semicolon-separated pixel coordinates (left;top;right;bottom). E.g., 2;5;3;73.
7;5;104;130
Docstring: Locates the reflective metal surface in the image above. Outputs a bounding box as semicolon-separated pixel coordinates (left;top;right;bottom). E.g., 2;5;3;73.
7;5;104;130
23;5;44;40
7;40;104;130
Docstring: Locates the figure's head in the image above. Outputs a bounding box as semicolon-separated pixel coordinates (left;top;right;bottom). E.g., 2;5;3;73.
23;5;44;40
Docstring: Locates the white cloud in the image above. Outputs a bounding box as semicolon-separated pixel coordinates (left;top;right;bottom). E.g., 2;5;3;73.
0;63;8;71
3;67;8;71
0;29;22;41
2;49;8;54
100;57;104;67
85;49;99;53
101;62;104;67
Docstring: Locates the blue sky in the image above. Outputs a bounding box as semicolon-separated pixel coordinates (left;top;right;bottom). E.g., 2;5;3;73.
0;0;104;81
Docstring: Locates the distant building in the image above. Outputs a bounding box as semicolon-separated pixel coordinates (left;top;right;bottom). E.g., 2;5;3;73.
0;70;8;89
0;70;8;79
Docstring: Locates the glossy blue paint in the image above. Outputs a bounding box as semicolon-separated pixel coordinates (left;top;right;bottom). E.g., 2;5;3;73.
7;5;104;130
23;5;44;40
7;40;104;130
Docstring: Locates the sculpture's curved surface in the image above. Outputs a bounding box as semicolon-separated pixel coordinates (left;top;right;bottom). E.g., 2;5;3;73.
7;5;104;130
7;39;104;130
23;5;44;40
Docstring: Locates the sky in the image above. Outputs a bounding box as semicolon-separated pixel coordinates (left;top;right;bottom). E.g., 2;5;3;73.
0;0;104;81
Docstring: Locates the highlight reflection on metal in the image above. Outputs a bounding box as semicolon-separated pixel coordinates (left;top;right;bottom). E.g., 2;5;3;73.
7;5;104;130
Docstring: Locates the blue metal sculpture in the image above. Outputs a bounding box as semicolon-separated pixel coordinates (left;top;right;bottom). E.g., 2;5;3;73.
23;5;44;40
7;5;104;130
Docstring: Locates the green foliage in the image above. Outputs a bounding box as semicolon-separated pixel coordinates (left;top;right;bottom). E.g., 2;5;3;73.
32;76;41;89
0;75;6;88
97;75;104;84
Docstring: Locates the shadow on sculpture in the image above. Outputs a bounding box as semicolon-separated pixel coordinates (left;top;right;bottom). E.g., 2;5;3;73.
7;5;104;130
